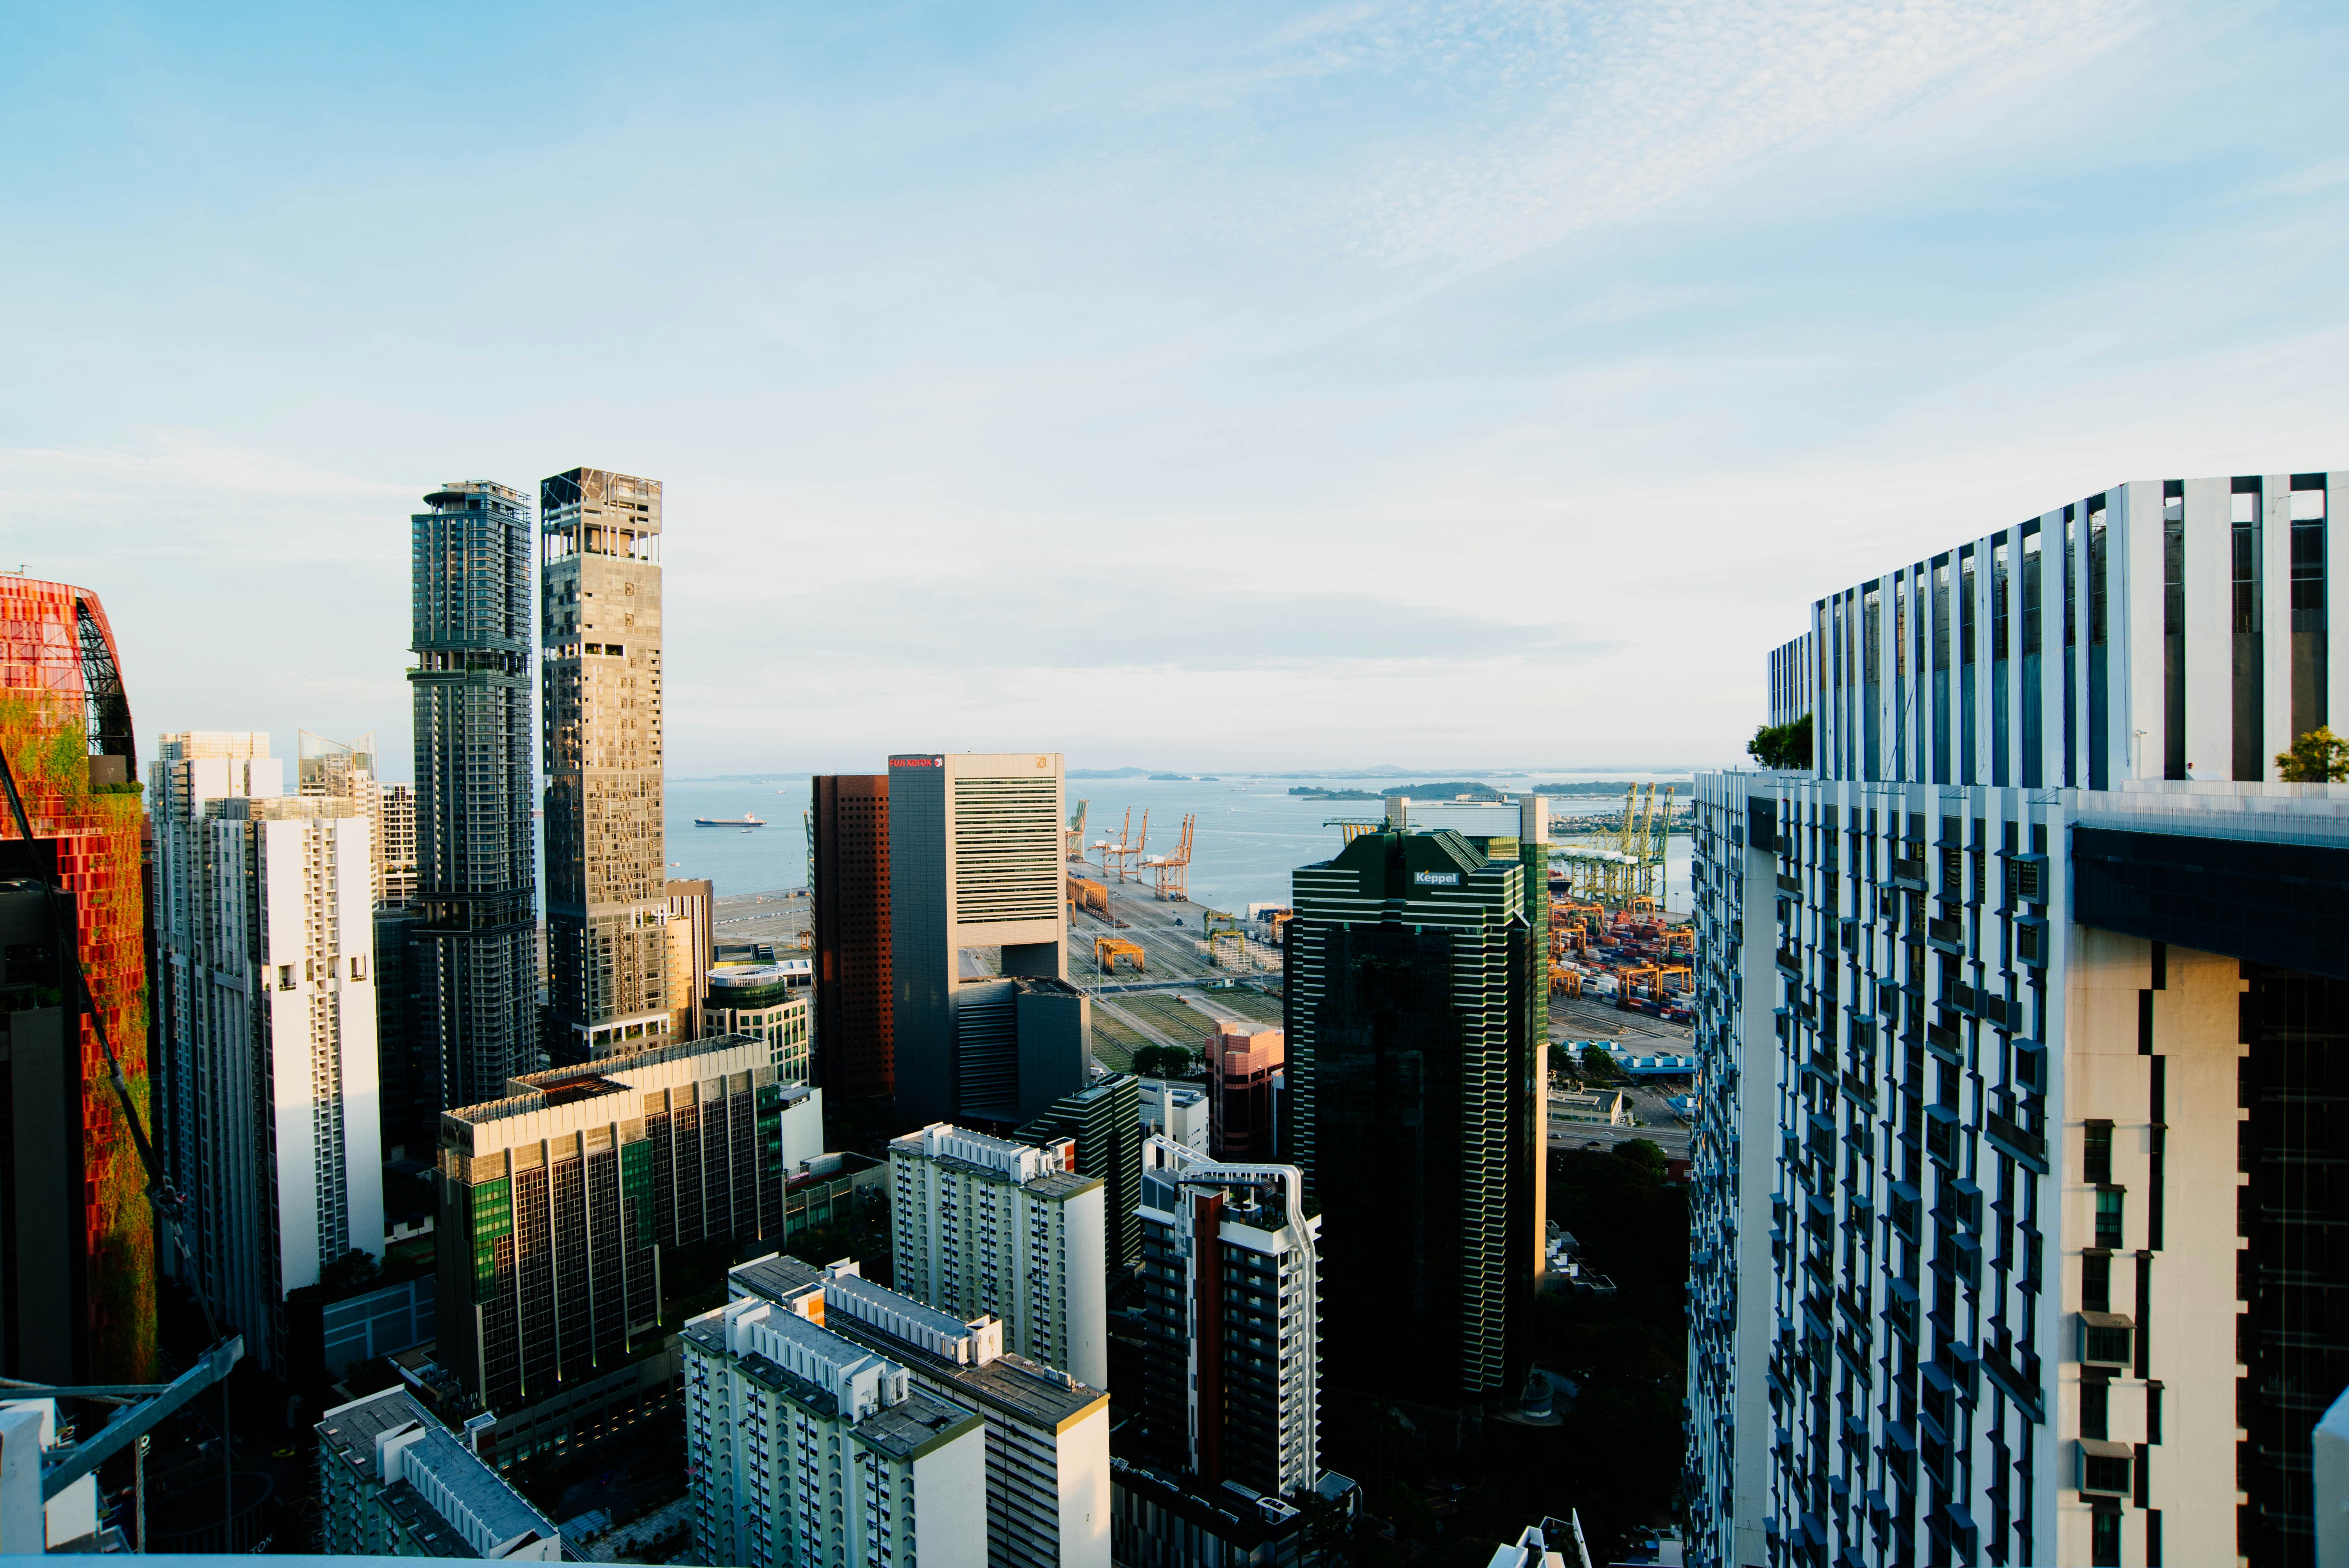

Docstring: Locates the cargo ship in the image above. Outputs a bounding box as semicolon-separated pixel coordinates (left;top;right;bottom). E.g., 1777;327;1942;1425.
694;812;767;827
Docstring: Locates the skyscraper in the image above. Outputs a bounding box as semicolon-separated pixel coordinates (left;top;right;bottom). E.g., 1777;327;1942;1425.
1686;470;2349;1568
435;1034;823;1411
889;752;1087;1127
1287;825;1538;1412
0;576;153;1383
151;738;385;1367
410;481;538;1111
540;467;667;1063
887;1122;1109;1387
1133;1137;1321;1498
811;773;893;1116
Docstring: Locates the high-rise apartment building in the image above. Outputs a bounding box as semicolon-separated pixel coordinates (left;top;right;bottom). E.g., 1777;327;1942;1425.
663;877;713;1042
1686;470;2349;1568
812;773;894;1114
435;1035;822;1411
890;753;1087;1127
1134;1137;1321;1499
150;749;385;1368
0;576;153;1382
410;481;539;1112
541;467;667;1064
888;1123;1109;1387
299;731;415;908
1287;825;1538;1411
1207;1024;1283;1162
151;732;281;1249
1017;1074;1143;1283
729;1253;1113;1568
378;784;417;908
682;1290;986;1568
315;1386;560;1560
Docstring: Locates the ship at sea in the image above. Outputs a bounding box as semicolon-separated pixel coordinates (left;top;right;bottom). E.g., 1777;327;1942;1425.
694;811;767;828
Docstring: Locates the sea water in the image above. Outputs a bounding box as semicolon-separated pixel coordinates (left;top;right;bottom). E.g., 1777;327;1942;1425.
662;773;1695;915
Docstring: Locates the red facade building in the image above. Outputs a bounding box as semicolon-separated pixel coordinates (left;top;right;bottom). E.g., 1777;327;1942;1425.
0;577;154;1383
810;774;893;1122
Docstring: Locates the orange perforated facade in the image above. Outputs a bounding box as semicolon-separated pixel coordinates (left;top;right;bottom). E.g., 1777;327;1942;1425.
0;576;155;1383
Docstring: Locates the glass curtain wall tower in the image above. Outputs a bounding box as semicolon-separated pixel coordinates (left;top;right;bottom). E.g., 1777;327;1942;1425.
410;482;539;1111
540;468;667;1063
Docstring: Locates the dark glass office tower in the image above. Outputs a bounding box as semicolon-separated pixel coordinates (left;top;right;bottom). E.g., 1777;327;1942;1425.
1287;827;1538;1412
410;481;539;1111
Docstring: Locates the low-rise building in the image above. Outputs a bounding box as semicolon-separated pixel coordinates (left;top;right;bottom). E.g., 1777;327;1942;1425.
682;1292;986;1568
1137;1079;1210;1151
731;1253;1112;1568
1108;1458;1355;1568
704;960;813;1082
1552;1090;1629;1127
315;1387;559;1560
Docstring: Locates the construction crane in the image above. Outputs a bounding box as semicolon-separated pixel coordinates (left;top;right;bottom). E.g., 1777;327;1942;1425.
1548;783;1673;911
1086;808;1129;874
1099;808;1149;883
1323;818;1385;845
1094;935;1146;975
1064;800;1088;860
1145;813;1195;902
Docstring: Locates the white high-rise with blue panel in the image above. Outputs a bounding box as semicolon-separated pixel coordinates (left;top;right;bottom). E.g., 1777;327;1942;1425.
1688;471;2349;1568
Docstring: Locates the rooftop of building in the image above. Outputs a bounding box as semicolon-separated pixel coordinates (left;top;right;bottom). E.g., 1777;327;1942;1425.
1110;1458;1356;1544
444;1032;770;1128
316;1387;557;1555
729;1255;1106;1431
890;1122;1103;1198
679;1310;978;1459
708;959;811;986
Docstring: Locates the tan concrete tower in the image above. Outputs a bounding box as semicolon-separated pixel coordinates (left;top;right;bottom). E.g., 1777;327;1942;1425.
540;466;668;1062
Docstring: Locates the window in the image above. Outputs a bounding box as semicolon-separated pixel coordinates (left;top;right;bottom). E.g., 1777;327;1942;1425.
278;964;296;991
2082;1251;2111;1313
2080;1377;2108;1439
2084;1121;2113;1184
2096;1189;2124;1250
2091;1505;2122;1565
2081;1313;2135;1369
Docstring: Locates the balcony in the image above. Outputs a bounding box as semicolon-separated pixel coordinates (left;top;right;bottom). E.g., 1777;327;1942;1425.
1926;917;1965;956
1889;857;1927;891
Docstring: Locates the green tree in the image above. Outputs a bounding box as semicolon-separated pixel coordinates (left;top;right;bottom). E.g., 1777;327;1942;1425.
316;1248;381;1298
1579;1044;1618;1082
2277;727;2349;781
1133;1044;1196;1078
1614;1138;1666;1176
1747;712;1813;770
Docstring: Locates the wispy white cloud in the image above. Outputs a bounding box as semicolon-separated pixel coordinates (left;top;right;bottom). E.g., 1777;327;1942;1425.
1186;0;2155;276
2249;157;2349;199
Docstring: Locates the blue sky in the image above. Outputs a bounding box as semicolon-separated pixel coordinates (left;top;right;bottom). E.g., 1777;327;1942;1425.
5;0;2346;776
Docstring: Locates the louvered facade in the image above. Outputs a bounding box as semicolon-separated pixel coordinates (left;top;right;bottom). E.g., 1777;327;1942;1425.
1285;827;1537;1411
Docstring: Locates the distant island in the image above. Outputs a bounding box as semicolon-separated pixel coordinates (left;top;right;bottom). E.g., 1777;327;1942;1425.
1287;780;1506;802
